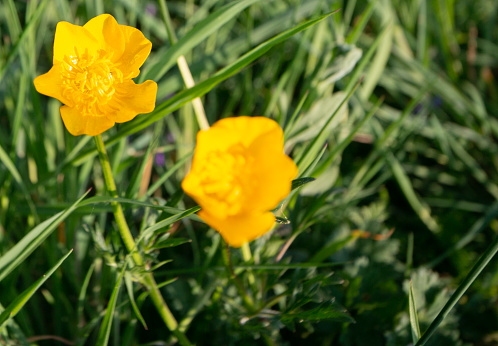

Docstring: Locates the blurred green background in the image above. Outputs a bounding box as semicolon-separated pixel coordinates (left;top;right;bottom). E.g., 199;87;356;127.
0;0;497;345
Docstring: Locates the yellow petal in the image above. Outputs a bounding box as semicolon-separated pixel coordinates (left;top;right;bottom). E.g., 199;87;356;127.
199;210;276;248
60;106;114;136
53;21;99;63
83;14;125;60
108;80;157;123
33;65;72;106
192;127;240;165
245;129;298;211
214;116;281;148
116;25;152;79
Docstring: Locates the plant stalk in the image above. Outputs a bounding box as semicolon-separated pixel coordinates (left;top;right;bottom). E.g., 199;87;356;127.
94;135;191;346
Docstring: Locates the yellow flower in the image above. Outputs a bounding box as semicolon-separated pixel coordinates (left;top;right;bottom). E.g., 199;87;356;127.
182;116;298;247
34;14;157;136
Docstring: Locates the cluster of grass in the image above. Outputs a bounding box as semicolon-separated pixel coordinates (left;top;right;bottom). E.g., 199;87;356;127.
1;0;498;345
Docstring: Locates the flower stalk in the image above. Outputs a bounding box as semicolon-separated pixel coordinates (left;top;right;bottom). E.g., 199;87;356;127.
94;134;191;346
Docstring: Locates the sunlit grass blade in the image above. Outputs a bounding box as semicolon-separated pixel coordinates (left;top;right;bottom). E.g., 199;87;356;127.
0;190;89;282
67;11;338;166
416;235;498;346
409;281;421;344
0;249;73;332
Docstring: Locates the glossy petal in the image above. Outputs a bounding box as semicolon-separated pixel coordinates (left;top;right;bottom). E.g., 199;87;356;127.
33;65;72;106
35;15;157;136
182;116;298;247
116;25;152;79
60;106;115;136
53;21;99;63
246;129;298;211
199;210;276;248
109;80;158;123
83;14;125;60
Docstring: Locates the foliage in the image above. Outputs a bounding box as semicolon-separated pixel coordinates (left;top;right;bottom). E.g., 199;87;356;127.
0;0;497;345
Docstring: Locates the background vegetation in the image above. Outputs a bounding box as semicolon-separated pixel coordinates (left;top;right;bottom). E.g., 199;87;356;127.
0;0;497;345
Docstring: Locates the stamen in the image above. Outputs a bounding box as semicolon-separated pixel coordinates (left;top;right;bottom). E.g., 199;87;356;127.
60;49;123;116
199;144;255;216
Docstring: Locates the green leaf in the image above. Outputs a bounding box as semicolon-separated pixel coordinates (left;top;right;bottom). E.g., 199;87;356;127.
291;177;316;191
153;237;192;250
409;281;421;344
139;206;202;240
124;272;148;330
0;0;48;83
309;235;356;263
387;153;440;233
0;191;89;282
96;259;128;346
141;0;263;82
416;235;498;346
78;196;203;223
0;143;37;221
0;249;73;332
281;301;354;324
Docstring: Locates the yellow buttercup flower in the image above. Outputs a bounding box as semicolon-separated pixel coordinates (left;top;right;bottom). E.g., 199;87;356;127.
182;116;298;247
34;14;157;136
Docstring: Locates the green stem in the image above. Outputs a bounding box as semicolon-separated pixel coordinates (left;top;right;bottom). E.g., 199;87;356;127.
94;135;191;346
222;242;256;313
415;234;498;345
241;242;256;285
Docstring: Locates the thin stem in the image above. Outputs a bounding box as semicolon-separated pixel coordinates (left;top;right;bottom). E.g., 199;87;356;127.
241;242;256;285
415;234;498;345
222;242;256;312
158;0;210;130
94;135;191;346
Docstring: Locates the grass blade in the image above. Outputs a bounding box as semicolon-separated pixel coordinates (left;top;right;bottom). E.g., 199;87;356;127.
409;281;421;344
95;258;128;346
141;0;263;82
0;249;73;331
416;235;498;345
0;191;89;282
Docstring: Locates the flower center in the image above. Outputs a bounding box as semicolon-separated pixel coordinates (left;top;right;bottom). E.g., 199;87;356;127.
60;48;123;116
199;144;255;216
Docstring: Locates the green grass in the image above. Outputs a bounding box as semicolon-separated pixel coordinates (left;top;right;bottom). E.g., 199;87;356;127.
1;0;498;345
